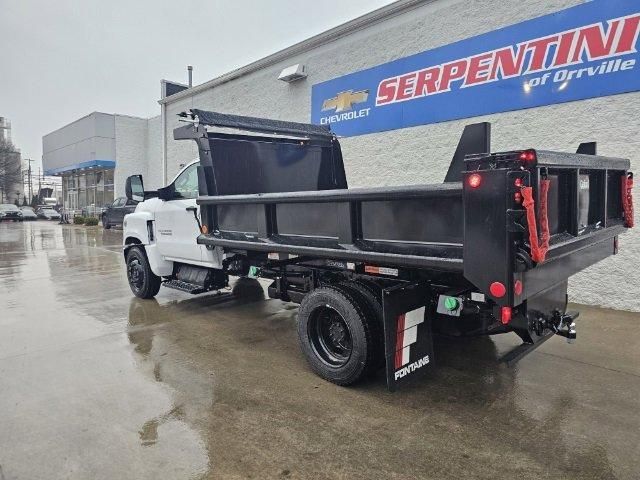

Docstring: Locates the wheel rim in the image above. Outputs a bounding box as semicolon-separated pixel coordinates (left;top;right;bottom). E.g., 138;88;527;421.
308;305;352;367
128;257;145;292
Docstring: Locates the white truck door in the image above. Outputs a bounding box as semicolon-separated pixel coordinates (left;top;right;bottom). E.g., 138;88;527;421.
154;162;205;263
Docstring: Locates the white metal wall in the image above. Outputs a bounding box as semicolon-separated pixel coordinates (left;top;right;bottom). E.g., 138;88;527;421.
42;113;116;173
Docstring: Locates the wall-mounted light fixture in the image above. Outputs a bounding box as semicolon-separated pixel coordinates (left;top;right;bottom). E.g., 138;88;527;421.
278;64;307;83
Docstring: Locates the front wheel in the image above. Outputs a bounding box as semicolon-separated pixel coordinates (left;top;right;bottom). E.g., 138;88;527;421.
126;246;161;299
102;215;111;229
297;285;378;385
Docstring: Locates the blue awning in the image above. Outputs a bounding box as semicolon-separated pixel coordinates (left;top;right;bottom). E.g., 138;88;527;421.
44;160;115;176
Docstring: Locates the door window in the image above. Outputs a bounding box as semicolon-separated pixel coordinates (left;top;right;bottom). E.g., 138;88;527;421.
173;163;200;199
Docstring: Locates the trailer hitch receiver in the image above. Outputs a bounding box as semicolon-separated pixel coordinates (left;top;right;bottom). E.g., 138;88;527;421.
554;311;578;344
534;310;578;343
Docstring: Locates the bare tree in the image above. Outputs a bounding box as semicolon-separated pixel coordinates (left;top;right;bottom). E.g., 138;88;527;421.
0;138;22;203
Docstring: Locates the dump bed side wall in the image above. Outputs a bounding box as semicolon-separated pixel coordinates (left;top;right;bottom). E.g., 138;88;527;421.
199;185;464;268
198;183;463;272
213;195;464;244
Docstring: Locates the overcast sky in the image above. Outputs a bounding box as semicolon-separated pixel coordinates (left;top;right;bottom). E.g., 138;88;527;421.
0;0;394;168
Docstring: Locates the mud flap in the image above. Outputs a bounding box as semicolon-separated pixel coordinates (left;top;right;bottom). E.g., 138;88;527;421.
382;282;434;391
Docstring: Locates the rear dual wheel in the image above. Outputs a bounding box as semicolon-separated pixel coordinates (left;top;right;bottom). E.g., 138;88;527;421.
297;284;383;385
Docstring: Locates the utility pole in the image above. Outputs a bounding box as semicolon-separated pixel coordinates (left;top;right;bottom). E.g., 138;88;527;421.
24;158;34;202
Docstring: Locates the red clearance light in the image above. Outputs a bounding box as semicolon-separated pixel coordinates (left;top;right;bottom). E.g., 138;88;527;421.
501;306;512;325
467;173;482;188
489;281;506;298
519;150;536;162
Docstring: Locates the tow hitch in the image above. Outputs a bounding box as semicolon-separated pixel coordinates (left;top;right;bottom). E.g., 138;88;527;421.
534;310;578;344
500;310;578;365
553;311;578;343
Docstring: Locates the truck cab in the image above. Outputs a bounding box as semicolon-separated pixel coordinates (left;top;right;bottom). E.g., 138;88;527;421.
123;159;225;293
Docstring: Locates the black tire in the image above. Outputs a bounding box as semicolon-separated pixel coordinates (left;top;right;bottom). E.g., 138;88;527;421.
338;280;385;370
297;285;378;385
126;246;161;299
103;215;111;229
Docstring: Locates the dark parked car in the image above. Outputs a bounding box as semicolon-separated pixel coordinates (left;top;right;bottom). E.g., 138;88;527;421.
36;207;61;220
19;206;38;220
102;197;137;229
0;204;23;222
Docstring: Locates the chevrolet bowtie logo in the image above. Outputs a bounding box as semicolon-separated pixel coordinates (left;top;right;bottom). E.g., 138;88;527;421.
321;89;369;113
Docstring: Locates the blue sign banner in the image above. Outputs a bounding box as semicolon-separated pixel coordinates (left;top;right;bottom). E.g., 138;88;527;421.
311;0;640;137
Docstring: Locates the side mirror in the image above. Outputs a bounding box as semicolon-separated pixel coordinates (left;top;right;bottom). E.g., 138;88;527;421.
125;175;145;203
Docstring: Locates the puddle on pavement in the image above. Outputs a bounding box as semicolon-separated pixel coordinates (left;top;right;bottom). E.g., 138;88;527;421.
0;222;210;479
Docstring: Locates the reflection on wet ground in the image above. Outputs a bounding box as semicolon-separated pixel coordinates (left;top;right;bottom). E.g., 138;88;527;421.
1;221;639;479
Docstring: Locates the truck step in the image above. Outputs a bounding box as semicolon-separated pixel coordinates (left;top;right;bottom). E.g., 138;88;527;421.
163;279;206;294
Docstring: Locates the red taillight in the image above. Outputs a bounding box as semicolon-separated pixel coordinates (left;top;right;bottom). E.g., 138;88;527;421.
468;173;482;188
490;281;506;298
519;150;536;162
514;178;523;187
501;306;512;325
514;280;523;295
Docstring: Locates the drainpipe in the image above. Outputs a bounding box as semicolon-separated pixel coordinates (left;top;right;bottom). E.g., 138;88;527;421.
160;80;168;186
161;102;167;185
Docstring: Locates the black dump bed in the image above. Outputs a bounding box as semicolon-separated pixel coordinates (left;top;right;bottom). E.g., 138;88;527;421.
174;109;633;308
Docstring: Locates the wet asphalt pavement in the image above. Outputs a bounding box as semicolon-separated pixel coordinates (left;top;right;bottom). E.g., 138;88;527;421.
1;221;639;480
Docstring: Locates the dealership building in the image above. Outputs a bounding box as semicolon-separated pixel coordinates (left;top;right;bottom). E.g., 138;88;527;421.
42;0;639;311
42;112;161;209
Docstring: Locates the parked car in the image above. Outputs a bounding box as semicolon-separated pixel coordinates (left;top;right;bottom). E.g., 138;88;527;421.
19;206;38;220
0;204;23;222
36;206;61;220
102;197;137;229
